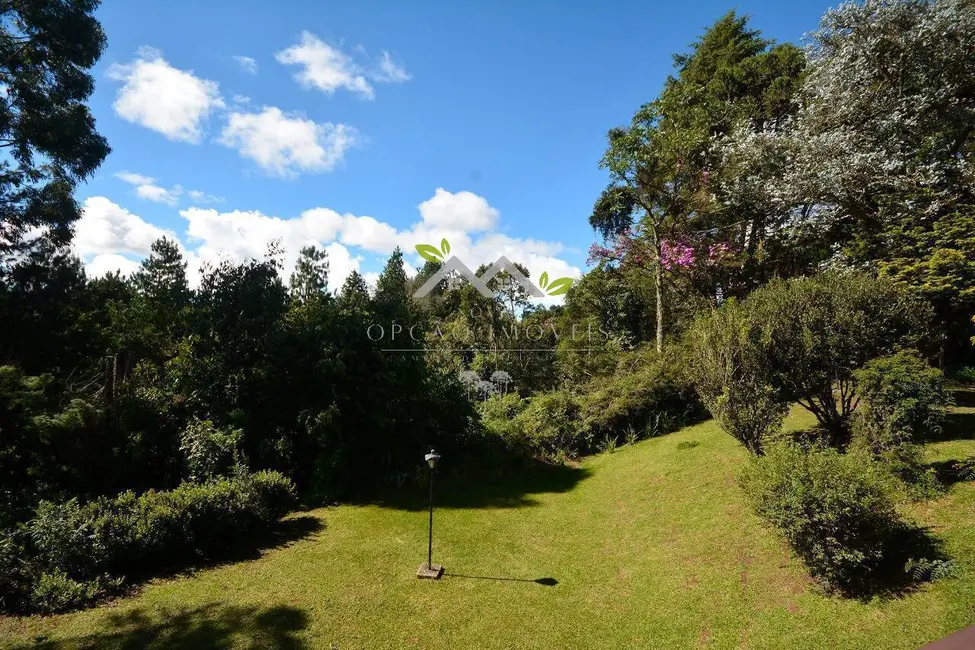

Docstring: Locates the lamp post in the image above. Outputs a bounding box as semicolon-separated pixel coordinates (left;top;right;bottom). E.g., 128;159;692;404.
417;449;444;579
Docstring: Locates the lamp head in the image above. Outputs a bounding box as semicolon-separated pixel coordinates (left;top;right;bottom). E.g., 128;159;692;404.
425;449;441;469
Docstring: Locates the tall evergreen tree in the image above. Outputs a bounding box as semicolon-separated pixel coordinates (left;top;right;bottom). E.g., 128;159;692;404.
0;0;110;259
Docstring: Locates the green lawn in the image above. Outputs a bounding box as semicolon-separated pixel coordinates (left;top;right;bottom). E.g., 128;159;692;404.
2;405;975;650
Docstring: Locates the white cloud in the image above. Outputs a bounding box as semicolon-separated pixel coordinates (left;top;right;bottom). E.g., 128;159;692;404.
109;47;224;143
86;253;141;278
233;55;258;74
276;32;410;99
77;188;579;300
231;94;251;105
116;171;154;186
188;190;225;204
418;188;498;232
218;107;356;176
375;51;411;83
74;196;175;257
116;171;182;206
276;32;373;98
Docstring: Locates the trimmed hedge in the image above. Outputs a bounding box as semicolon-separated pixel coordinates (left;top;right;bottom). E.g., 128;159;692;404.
1;470;296;613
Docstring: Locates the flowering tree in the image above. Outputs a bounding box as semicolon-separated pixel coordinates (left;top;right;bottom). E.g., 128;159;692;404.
590;12;804;350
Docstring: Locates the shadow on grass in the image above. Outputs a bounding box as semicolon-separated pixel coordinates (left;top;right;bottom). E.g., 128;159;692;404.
19;604;309;650
131;515;326;586
839;524;956;601
356;461;592;511
444;572;558;586
951;387;975;408
929;458;975;488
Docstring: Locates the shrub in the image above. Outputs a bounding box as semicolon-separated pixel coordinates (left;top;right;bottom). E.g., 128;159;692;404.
476;348;704;461
515;390;585;458
740;443;906;593
578;347;705;448
2;470;296;613
954;366;975;384
686;301;788;454
179;418;246;481
30;571;103;614
852;351;951;494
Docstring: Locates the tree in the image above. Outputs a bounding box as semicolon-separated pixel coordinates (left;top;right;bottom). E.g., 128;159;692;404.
290;245;330;302
686;300;787;455
716;272;930;448
0;0;110;259
590;12;805;350
374;247;411;323
716;0;975;357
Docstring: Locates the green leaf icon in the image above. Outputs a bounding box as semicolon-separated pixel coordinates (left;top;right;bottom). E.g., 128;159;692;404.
539;271;549;289
416;244;444;262
546;277;573;296
440;238;451;256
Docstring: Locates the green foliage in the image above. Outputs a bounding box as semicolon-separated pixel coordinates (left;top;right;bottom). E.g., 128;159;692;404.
702;272;930;448
851;351;951;495
478;348;704;460
1;471;296;613
0;0;110;256
179;418;246;482
741;443;908;593
686;300;788;454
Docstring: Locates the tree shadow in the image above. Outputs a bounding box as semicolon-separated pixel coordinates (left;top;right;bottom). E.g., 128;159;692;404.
842;524;956;601
936;411;975;442
354;461;592;511
444;572;558;586
951;387;975;408
124;515;326;588
18;604;309;650
928;458;975;488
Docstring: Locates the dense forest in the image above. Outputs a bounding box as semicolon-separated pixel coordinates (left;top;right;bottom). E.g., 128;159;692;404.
1;0;973;613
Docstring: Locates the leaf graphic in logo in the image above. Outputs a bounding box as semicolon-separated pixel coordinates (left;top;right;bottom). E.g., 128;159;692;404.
416;243;444;262
545;277;574;296
539;271;549;289
440;238;451;256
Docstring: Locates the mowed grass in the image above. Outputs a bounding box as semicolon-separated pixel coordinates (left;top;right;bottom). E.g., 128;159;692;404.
2;405;975;650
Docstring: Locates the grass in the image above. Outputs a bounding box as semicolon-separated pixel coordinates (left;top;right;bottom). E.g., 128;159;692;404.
2;405;975;650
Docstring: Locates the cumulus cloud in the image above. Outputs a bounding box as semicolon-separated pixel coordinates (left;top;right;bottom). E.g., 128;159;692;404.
218;107;356;176
232;55;258;74
109;47;225;143
86;253;141;278
276;32;410;99
418;187;498;232
74;189;579;300
74;196;175;257
116;171;182;206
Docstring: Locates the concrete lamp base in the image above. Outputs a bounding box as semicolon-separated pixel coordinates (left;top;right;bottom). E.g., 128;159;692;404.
417;563;444;580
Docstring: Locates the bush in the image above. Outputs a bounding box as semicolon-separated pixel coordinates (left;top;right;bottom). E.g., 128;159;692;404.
686;301;788;455
954;366;975;384
515;390;585;458
578;347;705;446
476;348;704;461
1;470;296;613
852;351;951;494
740;443;906;593
179;418;246;481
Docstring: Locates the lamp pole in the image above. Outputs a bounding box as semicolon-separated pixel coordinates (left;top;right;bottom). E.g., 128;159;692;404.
427;455;435;569
418;449;443;579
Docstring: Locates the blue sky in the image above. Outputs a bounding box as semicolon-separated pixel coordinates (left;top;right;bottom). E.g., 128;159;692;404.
76;0;833;291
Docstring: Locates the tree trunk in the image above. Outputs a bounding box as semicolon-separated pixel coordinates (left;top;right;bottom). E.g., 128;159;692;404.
652;228;664;353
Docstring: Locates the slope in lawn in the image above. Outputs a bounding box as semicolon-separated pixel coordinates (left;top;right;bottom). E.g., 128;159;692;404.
2;409;974;650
